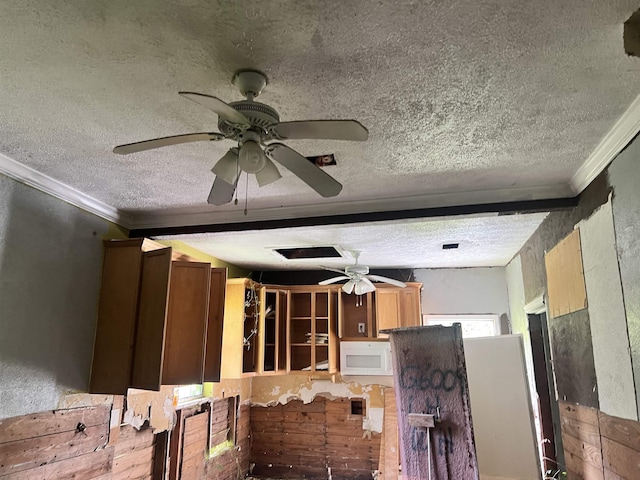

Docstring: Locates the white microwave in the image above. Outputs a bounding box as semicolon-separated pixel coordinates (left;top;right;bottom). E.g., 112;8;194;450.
340;341;393;376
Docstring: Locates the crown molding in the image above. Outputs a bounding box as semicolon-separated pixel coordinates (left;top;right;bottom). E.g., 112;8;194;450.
0;153;134;229
571;93;640;194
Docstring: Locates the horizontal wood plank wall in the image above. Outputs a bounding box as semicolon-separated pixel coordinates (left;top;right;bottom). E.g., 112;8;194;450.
250;397;381;480
205;404;251;480
599;409;640;479
181;412;208;480
559;402;604;479
0;406;112;479
112;425;155;480
559;401;640;480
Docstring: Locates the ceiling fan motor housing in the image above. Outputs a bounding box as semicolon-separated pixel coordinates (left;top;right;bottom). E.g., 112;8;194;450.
219;101;280;135
346;265;369;275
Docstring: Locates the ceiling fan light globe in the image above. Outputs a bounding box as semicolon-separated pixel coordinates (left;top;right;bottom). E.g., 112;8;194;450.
255;157;282;187
212;149;240;185
342;280;356;294
239;140;266;174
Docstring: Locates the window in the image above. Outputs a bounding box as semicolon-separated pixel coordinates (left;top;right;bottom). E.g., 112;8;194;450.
422;314;500;338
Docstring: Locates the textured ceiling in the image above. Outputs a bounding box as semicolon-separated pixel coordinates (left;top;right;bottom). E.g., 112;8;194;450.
162;213;549;270
0;0;638;268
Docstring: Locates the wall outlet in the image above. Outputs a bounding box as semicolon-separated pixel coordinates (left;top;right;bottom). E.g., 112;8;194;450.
358;323;366;334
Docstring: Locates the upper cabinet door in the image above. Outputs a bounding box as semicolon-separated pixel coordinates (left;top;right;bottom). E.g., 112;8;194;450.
204;268;227;382
399;287;421;327
132;248;173;391
163;261;211;386
90;239;147;395
374;284;423;337
133;255;211;390
375;288;401;337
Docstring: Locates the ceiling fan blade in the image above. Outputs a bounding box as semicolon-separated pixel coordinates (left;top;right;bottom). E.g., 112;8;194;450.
320;266;349;275
113;132;224;154
207;176;238;205
367;274;407;288
342;279;356;294
319;275;350;285
255;157;282;187
212;148;240;185
265;143;342;197
179;92;250;127
272;120;368;141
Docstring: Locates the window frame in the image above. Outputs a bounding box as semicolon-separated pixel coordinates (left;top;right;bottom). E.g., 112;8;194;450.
421;314;501;338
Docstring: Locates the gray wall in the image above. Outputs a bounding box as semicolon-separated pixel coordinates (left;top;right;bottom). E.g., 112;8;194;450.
507;132;640;418
608;134;640;415
0;174;110;419
414;267;509;316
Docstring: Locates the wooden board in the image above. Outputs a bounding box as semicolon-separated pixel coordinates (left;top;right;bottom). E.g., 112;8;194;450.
545;229;588;318
559;402;604;480
5;446;114;480
0;424;109;475
0;405;110;443
599;410;640;479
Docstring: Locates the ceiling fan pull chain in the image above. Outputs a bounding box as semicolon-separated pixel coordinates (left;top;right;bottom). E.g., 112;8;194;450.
243;172;249;215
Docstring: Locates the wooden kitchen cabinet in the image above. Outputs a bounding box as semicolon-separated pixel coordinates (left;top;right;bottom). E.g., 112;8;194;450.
220;278;262;378
337;283;422;339
375;283;422;337
258;287;288;374
287;286;338;373
338;291;375;339
90;239;226;394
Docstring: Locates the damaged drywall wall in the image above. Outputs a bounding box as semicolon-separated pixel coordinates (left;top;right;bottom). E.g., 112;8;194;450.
204;377;252;403
124;386;176;433
251;374;386;432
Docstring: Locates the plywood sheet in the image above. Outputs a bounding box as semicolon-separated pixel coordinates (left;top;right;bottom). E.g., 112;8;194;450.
545;228;588;319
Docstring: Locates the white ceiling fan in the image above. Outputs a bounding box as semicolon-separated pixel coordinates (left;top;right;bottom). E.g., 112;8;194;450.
319;251;407;295
113;70;368;205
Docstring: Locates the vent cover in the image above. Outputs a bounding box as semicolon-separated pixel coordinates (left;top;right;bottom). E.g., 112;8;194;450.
274;246;343;260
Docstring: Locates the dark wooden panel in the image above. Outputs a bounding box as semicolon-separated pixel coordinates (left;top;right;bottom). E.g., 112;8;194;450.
90;239;144;394
132;248;172;391
204;268;227;382
163;261;210;385
549;310;599;407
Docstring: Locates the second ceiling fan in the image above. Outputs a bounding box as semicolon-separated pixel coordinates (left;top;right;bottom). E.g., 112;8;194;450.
319;251;407;295
113;70;369;205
